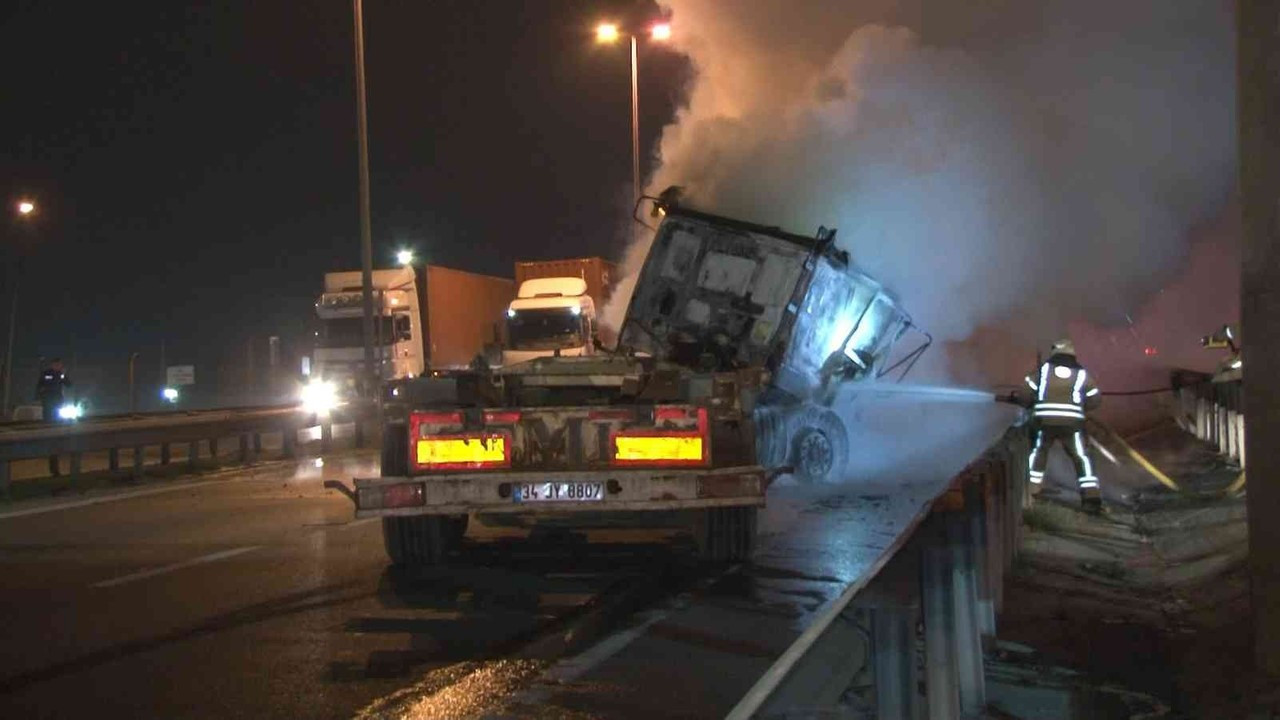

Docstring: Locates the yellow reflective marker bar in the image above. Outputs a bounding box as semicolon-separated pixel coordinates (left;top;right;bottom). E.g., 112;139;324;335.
614;435;703;462
416;436;505;466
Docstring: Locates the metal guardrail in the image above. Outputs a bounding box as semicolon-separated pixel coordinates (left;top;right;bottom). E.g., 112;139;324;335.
0;403;378;492
1174;374;1245;468
0;403;299;433
727;427;1029;719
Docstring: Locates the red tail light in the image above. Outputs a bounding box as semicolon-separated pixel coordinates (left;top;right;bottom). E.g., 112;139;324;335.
358;482;425;510
654;406;694;422
484;410;522;424
382;483;425;508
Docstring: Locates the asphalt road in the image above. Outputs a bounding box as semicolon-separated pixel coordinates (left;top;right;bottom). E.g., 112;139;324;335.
0;452;688;719
0;392;1018;719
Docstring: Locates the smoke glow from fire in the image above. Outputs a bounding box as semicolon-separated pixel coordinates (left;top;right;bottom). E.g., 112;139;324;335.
604;0;1237;388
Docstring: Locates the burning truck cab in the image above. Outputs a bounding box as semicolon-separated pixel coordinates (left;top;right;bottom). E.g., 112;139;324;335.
333;191;927;566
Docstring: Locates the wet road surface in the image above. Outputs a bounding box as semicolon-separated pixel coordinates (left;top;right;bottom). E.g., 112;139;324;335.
0;453;690;719
0;395;1017;719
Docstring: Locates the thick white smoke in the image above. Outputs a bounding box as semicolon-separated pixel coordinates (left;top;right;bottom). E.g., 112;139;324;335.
604;0;1236;385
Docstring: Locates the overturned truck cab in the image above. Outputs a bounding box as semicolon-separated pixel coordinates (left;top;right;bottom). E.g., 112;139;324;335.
332;192;925;565
620;193;927;483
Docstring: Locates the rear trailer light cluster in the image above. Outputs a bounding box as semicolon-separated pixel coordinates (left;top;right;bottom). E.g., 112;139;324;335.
358;482;425;510
406;404;713;471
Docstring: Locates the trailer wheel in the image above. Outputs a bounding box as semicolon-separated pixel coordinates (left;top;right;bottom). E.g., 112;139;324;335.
753;407;789;469
381;515;466;566
790;407;849;484
694;506;758;562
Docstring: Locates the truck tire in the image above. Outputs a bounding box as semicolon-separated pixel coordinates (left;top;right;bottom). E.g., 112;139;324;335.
694;506;758;562
789;407;849;484
753;406;789;470
381;515;467;566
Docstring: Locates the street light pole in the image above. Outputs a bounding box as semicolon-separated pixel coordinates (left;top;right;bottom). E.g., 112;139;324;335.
128;352;139;413
1;255;20;419
3;200;36;420
596;22;669;203
353;0;376;400
630;33;640;203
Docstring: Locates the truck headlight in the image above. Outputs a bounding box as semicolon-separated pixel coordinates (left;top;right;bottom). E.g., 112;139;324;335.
57;403;83;421
301;380;338;415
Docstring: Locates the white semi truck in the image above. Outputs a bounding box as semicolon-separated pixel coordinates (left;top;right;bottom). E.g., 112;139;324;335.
502;258;617;366
306;266;513;413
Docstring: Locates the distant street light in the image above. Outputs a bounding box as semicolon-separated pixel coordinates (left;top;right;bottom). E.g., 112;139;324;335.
396;249;414;266
2;199;38;419
594;20;672;202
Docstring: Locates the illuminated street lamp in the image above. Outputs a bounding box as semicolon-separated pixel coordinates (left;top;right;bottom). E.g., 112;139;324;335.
595;22;620;43
2;199;37;418
396;249;414;266
594;20;672;201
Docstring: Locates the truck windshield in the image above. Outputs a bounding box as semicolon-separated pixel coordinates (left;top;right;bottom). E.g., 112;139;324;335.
507;308;584;351
843;295;899;367
317;317;400;349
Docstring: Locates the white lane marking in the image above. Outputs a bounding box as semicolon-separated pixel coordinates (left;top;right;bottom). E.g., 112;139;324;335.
91;546;262;589
0;478;248;520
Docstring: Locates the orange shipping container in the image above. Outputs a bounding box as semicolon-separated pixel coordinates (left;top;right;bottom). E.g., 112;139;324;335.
422;265;514;368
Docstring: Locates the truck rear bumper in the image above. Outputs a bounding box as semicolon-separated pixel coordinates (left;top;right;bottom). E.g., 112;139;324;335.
349;466;767;517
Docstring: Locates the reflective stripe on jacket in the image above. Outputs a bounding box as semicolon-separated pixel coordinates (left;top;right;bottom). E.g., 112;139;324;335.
1024;355;1099;426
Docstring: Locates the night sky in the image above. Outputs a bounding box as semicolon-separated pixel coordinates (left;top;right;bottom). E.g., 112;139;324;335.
1;1;685;371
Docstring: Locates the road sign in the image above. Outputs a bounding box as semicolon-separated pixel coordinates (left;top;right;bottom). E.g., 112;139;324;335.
166;365;195;387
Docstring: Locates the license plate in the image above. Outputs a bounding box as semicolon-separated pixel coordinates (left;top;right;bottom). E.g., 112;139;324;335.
514;482;604;503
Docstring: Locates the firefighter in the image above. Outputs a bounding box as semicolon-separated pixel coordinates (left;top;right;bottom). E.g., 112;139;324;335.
1023;340;1103;512
35;358;72;424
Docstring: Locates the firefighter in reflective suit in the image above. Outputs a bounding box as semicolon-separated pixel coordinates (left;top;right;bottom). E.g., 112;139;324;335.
1023;340;1103;512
